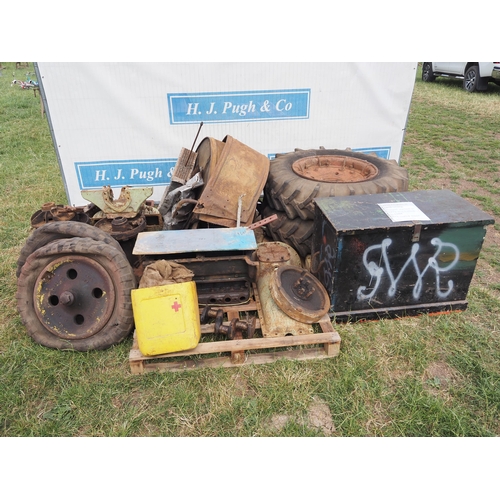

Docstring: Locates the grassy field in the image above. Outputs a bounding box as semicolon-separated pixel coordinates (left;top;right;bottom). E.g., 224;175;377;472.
1;63;499;446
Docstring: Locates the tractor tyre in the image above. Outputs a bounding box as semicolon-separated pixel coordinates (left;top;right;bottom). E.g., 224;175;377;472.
261;206;313;259
264;148;408;220
16;237;136;351
16;221;124;278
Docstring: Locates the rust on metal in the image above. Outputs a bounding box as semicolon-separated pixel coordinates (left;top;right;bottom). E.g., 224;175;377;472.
292;155;379;183
171;147;198;185
94;215;147;241
34;255;115;340
81;186;153;218
247;213;278;231
200;306;256;339
30;203;89;228
255;241;292;264
171;122;204;184
270;265;330;324
195;136;226;191
192;135;270;227
255;242;314;337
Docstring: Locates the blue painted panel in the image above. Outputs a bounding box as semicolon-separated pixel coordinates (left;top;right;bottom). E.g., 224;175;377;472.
167;89;310;124
133;227;258;255
75;158;176;189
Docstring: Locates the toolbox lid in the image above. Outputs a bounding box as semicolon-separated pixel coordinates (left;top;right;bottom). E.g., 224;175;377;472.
314;190;495;232
133;226;258;255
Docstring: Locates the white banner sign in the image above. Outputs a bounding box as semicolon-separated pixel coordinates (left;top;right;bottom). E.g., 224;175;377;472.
36;62;417;206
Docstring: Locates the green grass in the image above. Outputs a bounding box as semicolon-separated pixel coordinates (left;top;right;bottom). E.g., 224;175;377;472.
1;63;500;438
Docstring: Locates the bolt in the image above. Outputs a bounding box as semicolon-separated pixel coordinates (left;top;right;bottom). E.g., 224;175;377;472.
59;291;74;306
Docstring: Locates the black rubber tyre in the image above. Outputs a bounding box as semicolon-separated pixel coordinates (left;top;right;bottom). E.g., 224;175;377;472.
422;62;435;82
265;148;408;220
464;65;480;92
16;221;124;278
16;237;136;351
463;65;489;92
262;206;313;258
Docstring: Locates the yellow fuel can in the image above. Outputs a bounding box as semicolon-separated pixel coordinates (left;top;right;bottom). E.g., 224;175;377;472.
131;281;201;356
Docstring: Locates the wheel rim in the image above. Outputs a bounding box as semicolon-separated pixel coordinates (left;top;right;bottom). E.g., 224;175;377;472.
292;155;379;183
33;255;116;339
465;70;476;91
423;64;430;80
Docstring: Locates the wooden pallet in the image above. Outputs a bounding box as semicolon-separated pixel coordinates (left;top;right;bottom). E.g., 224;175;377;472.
129;299;341;374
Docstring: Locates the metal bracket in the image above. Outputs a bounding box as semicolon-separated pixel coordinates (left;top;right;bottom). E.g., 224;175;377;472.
412;223;422;242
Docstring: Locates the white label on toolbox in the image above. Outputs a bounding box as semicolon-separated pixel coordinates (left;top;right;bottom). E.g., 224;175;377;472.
378;202;431;222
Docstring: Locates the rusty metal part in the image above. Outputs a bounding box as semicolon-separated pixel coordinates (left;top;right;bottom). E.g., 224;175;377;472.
201;306;256;339
256;241;292;265
236;315;256;339
81;186;153;218
292;155;379;183
94;215;146;241
133;227;259;305
195;136;226;187
30;203;89;228
33;255;116;340
136;254;257;306
186;122;204;168
196;277;252;305
172;198;198;218
247;213;279;231
255;242;314;337
171;122;204;184
192;135;270;228
270;265;330;324
171;148;198;185
143;205;163;232
200;305;224;325
217;318;237;339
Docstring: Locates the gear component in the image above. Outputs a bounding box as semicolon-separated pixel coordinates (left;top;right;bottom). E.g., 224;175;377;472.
270;265;330;324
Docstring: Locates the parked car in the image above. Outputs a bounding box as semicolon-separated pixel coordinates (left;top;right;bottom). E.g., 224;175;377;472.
493;63;500;81
422;62;500;92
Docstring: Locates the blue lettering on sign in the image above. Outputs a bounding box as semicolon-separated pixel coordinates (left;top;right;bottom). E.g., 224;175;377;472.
167;89;310;124
75;159;176;189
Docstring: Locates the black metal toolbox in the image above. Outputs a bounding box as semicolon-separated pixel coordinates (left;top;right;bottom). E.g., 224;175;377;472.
311;190;495;321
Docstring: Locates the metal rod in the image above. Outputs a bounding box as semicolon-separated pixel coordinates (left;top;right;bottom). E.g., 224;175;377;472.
185;121;204;167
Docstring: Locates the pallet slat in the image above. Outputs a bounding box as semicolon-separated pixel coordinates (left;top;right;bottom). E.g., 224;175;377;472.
129;294;341;374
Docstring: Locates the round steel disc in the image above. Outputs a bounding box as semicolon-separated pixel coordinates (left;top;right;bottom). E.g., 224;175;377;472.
33;255;116;339
270;265;330;324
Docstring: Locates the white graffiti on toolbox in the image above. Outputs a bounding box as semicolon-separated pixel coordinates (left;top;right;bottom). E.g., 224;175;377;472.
357;237;460;301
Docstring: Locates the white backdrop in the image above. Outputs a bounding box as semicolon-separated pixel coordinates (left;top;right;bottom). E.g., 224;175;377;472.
36;62;417;206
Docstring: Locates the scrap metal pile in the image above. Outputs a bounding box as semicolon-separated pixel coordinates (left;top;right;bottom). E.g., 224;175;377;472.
15;133;408;353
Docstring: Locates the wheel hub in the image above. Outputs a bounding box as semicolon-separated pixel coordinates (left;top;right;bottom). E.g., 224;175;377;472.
292;155;379;183
33;255;116;339
270;265;330;323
